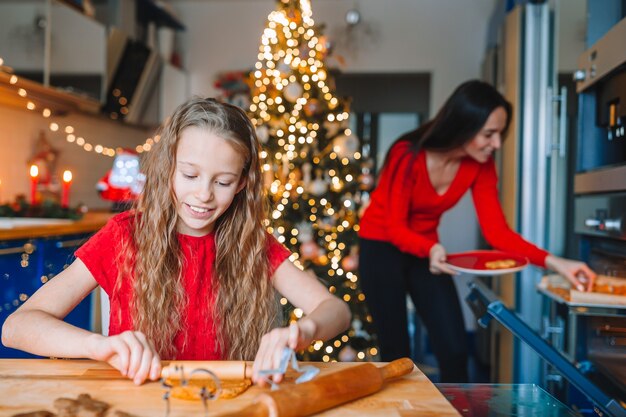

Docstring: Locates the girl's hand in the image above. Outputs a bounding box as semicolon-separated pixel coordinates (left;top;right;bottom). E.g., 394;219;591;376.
252;320;316;386
428;243;458;276
88;330;161;385
545;255;596;292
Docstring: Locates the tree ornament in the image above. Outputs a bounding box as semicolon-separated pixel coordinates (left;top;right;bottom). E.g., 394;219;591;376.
284;82;303;103
300;240;320;260
256;125;270;143
341;246;359;272
332;133;360;159
317;215;336;232
301;162;312;188
358;158;375;190
358;172;374;191
309;169;329;196
338;345;357;362
318;35;333;58
303;99;321;117
352;318;372;340
278;62;291;73
311;253;329;266
341;192;355;209
358;191;371;218
296;221;314;243
323;119;342;137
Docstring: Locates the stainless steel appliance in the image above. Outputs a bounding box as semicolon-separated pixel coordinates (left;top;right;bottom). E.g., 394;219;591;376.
481;5;626;416
536;13;626;416
494;0;575;384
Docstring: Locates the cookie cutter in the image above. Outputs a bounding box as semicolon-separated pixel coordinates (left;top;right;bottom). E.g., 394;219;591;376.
161;365;222;417
257;347;320;390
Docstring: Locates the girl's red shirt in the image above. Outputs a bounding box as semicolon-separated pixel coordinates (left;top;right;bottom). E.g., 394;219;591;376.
359;141;549;267
76;211;291;359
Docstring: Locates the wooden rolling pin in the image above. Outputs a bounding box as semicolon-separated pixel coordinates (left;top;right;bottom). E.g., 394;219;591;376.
161;361;253;380
216;357;415;417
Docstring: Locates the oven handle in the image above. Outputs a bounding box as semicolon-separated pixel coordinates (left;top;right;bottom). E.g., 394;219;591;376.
558;86;567;158
546;86;568;158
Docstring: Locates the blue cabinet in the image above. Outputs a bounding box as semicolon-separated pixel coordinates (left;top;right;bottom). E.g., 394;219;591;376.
0;233;93;358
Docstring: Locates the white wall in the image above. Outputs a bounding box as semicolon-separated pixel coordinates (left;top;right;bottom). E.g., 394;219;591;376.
0;106;150;209
176;0;496;111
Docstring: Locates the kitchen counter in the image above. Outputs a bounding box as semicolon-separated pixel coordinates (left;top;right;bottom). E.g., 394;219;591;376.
0;359;461;416
0;211;113;241
437;383;579;416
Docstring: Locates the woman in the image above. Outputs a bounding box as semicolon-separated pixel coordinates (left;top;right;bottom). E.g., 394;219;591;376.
358;80;595;382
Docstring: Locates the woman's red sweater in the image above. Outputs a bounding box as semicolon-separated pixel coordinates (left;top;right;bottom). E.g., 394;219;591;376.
359;141;549;267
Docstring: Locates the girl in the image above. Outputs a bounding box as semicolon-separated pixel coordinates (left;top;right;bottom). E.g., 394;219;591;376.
358;80;595;382
2;98;351;386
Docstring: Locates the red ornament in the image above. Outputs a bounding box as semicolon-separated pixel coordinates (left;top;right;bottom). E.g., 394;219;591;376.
300;240;319;260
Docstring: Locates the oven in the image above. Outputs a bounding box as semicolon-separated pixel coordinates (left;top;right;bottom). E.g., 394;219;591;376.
538;193;626;415
467;15;626;417
539;14;626;416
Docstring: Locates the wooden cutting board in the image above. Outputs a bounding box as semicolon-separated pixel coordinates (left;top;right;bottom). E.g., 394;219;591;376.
0;359;461;417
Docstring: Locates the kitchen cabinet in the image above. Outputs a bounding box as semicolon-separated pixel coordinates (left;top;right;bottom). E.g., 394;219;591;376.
0;212;113;358
0;0;107;104
0;233;94;358
0;0;189;126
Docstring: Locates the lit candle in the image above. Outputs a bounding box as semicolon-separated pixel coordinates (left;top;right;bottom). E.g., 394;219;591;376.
62;170;72;209
29;164;39;205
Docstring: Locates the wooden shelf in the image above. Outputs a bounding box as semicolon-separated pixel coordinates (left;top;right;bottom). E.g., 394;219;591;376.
0;69;101;116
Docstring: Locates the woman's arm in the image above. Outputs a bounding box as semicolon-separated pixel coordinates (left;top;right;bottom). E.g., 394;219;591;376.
471;159;550;266
1;259;161;385
251;260;351;384
472;159;596;290
545;255;596;292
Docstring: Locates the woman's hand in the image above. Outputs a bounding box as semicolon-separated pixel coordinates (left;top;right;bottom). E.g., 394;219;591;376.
252;320;316;386
429;243;458;276
545;255;596;292
87;330;161;385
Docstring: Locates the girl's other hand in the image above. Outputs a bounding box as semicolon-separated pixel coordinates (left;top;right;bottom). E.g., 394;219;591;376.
428;243;459;276
252;320;316;386
545;255;596;292
88;330;161;385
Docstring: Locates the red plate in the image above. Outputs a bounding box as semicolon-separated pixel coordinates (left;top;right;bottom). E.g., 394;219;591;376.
445;250;529;276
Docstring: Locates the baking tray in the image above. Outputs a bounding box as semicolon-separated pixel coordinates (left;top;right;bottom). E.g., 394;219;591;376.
538;274;626;310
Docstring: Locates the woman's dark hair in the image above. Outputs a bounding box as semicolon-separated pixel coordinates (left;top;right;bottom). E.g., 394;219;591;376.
383;80;512;168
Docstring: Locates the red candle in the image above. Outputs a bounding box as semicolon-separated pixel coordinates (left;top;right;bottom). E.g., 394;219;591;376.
62;170;72;208
29;164;39;205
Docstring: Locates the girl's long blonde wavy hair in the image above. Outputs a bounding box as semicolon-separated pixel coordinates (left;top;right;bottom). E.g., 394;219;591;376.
118;97;277;360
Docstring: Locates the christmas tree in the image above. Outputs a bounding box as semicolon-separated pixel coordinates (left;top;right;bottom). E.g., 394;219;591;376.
248;0;378;362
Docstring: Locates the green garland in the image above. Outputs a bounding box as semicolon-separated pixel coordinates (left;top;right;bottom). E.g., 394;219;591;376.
0;195;84;220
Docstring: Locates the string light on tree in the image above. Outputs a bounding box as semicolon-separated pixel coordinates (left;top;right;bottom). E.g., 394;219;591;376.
249;0;378;362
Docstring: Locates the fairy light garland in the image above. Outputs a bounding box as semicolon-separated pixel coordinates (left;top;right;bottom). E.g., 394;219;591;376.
0;60;157;157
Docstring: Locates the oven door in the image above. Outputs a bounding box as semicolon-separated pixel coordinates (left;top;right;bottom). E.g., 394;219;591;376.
466;280;626;417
